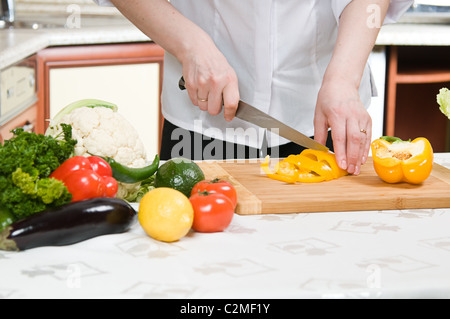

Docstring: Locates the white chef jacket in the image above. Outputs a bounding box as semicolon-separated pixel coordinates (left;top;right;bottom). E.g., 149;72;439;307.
95;0;413;149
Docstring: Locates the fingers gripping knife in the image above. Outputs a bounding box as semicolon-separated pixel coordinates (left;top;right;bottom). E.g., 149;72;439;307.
178;76;329;151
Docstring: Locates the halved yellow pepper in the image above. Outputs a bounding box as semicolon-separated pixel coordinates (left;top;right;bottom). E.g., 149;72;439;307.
261;150;347;184
370;136;433;184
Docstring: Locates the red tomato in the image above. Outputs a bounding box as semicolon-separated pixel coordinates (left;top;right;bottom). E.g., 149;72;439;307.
102;175;118;198
88;156;113;177
63;170;106;202
50;156;91;181
191;179;237;208
189;191;234;233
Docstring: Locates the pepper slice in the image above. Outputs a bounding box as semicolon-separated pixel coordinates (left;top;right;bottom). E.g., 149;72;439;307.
261;156;298;184
284;154;333;182
300;149;348;179
370;136;433;184
261;150;347;184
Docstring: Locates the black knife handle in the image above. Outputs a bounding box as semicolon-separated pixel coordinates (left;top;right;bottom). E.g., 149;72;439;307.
178;76;186;90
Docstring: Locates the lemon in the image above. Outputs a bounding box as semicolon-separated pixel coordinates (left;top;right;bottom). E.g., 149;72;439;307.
138;187;194;242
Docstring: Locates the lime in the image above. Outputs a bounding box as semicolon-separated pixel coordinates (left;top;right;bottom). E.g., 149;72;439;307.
154;157;205;197
138;187;194;242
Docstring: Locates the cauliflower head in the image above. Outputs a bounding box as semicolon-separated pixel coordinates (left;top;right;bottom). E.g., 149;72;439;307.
49;106;147;167
46;99;156;202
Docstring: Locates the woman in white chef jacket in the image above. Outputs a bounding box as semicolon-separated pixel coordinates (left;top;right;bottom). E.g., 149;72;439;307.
95;0;412;175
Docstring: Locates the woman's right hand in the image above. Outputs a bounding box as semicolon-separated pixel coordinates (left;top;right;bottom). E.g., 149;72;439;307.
180;42;240;122
109;0;239;121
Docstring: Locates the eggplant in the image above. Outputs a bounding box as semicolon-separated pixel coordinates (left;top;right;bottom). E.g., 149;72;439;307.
0;198;137;251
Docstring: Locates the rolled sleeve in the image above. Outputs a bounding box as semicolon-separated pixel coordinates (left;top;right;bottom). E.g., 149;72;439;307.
331;0;352;23
384;0;414;24
331;0;413;25
92;0;114;6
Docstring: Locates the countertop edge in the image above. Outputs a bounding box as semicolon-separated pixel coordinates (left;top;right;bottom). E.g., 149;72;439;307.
1;22;450;70
376;23;450;46
0;24;151;70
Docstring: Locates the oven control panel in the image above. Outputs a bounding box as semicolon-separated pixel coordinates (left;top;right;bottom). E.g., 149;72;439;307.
0;56;37;126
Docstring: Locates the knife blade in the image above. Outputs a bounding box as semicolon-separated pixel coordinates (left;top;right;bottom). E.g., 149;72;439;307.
235;100;329;151
178;76;329;152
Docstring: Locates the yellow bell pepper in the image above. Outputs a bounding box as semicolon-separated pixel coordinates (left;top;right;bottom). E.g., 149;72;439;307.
261;150;347;184
370;136;434;184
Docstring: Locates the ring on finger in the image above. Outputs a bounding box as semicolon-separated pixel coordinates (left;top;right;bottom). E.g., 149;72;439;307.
198;97;208;102
360;129;367;134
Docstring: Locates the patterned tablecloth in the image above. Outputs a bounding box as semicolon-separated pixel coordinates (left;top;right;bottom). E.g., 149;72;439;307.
1;154;449;299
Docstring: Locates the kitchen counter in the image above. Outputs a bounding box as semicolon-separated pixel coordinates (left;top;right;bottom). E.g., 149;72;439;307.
0;153;449;300
1;13;450;70
0;14;149;70
377;23;450;46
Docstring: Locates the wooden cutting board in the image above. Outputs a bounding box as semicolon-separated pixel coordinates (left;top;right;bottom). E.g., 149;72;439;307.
197;158;450;215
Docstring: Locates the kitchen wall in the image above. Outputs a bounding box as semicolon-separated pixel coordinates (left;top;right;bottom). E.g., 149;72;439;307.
16;0;120;15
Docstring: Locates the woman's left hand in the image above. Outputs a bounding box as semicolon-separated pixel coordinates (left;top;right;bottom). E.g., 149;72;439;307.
313;80;372;175
313;0;389;175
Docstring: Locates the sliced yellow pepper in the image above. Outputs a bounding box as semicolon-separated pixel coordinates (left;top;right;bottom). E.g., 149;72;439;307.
370;136;434;184
296;170;327;183
261;150;348;184
276;161;299;180
261;156;298;183
300;149;348;179
284;154;334;181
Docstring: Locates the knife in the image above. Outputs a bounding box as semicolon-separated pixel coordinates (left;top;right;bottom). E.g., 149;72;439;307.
178;76;329;152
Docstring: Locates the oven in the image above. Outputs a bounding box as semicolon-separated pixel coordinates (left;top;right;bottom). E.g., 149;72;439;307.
0;54;37;143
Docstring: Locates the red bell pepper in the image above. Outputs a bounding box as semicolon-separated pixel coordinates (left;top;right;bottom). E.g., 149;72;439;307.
50;156;118;202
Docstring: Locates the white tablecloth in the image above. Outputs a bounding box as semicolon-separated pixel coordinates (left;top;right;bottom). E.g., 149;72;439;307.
1;154;449;299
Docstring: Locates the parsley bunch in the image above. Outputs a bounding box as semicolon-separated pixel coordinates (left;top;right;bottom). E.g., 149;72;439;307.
0;124;76;220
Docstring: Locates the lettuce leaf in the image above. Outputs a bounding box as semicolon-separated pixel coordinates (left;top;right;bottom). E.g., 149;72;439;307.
437;88;450;120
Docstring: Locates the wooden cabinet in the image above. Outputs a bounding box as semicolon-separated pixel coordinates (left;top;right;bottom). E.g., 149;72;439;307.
385;45;450;152
36;42;165;157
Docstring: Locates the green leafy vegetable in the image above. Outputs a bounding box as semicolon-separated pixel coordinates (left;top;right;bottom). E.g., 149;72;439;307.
0;206;14;232
134;175;156;203
0;124;76;221
437;87;450;120
118;175;155;203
